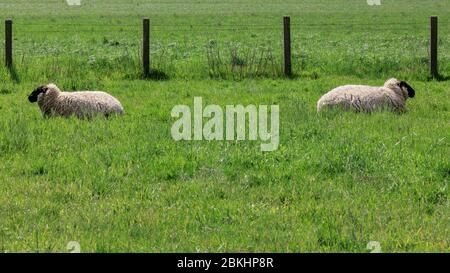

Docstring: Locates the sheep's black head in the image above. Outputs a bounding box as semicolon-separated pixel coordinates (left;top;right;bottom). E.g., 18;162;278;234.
385;78;416;99
399;81;415;98
28;86;48;103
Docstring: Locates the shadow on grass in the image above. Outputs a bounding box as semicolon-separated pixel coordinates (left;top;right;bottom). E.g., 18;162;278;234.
8;65;20;84
142;69;169;81
285;73;304;80
428;74;450;82
435;75;450;81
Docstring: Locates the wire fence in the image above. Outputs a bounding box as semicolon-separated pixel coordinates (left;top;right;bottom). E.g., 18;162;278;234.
1;17;449;80
10;21;450;32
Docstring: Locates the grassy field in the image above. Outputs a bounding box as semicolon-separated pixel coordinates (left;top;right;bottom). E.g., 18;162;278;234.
0;0;449;252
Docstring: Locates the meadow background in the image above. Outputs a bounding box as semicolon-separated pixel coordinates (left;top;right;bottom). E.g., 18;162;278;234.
0;0;448;252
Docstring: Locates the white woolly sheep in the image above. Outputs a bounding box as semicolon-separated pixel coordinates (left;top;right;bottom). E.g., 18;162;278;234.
28;83;124;118
317;78;416;113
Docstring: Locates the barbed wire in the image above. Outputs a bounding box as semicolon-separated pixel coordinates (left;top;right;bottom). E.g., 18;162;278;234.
12;21;450;28
12;27;440;35
0;17;448;36
4;21;448;36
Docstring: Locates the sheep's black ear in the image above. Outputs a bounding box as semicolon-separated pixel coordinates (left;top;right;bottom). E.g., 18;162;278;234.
400;81;415;98
39;86;48;94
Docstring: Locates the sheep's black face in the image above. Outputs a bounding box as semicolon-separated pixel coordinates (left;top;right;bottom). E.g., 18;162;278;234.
28;86;48;103
400;81;415;98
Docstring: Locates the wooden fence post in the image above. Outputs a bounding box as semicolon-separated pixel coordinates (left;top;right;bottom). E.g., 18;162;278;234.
430;16;438;78
143;17;150;76
283;16;292;77
5;19;12;68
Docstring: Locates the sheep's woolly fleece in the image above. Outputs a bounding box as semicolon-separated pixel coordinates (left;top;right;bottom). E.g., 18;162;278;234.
317;78;416;113
28;84;124;118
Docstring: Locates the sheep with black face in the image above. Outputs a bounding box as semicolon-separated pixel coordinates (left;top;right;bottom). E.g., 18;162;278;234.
317;78;416;113
28;83;124;118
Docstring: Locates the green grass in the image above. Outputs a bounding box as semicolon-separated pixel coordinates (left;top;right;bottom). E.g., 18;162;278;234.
0;1;449;252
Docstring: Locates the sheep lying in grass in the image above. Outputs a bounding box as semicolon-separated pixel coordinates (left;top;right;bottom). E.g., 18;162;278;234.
317;78;416;113
28;83;124;118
